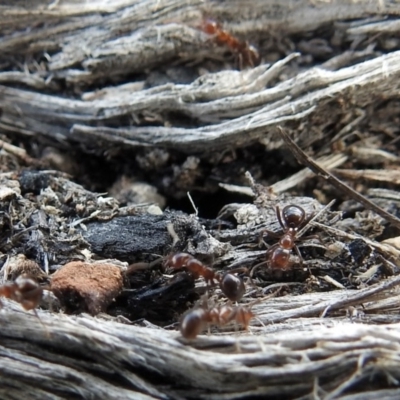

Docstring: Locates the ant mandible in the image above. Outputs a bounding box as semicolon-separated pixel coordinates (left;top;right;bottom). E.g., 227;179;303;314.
180;303;254;339
0;275;43;311
200;18;261;68
265;205;313;270
165;253;247;302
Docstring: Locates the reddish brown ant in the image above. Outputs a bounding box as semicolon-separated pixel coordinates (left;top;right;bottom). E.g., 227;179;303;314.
165;253;248;301
265;205;314;270
180;303;254;339
200;18;260;68
0;275;44;311
0;275;51;336
165;253;219;286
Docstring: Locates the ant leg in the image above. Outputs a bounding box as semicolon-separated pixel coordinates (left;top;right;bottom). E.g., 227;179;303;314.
257;231;267;248
261;229;281;240
32;308;50;338
300;233;324;244
234;339;242;353
250;243;279;277
245;274;262;297
225;267;248;276
294;244;314;275
237;52;243;70
293;244;304;267
258;228;280;249
265;243;279;262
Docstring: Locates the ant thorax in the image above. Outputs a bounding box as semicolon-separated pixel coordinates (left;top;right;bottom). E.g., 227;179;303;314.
279;234;294;249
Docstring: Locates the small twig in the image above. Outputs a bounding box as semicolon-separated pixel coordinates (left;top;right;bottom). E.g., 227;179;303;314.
166;223;180;247
321;275;345;290
277;127;400;230
0;139;36;165
187;192;198;217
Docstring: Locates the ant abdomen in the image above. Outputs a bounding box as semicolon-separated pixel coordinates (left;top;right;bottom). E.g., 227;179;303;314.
220;273;245;302
180;308;206;339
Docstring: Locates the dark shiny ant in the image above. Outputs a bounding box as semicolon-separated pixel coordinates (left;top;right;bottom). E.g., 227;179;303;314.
165;253;248;301
180;303;254;339
265;205;314;270
200;18;260;68
0;275;43;311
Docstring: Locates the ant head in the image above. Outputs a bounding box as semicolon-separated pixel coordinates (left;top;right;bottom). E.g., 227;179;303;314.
282;205;305;229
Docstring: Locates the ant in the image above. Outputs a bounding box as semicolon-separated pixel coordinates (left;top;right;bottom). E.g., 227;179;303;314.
165;253;248;302
0;275;44;311
200;18;260;68
180;303;254;339
264;205;315;270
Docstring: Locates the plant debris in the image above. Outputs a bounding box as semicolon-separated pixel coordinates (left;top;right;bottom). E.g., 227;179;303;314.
51;261;124;315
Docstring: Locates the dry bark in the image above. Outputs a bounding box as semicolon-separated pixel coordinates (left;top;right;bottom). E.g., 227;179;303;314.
0;1;400;152
2;280;400;400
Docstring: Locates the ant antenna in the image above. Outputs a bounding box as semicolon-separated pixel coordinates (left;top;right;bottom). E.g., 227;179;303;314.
250;259;268;277
187;192;199;217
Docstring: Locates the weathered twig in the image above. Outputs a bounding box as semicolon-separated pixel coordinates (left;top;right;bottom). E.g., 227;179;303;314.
277;127;400;231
